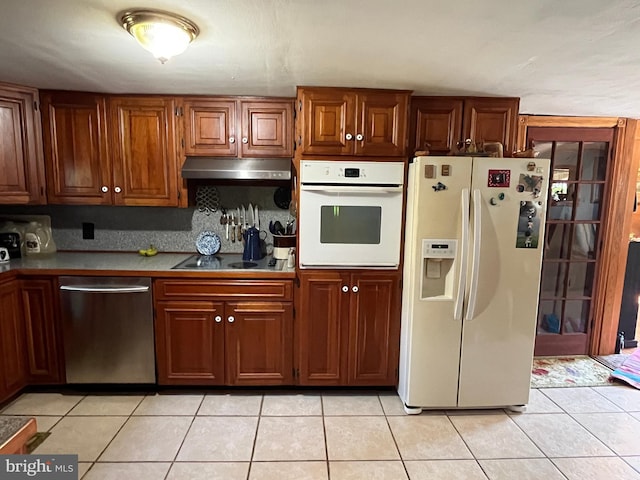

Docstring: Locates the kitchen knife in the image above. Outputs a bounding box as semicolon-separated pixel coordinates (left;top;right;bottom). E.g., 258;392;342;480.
248;203;254;227
230;215;235;242
241;205;246;231
255;205;260;231
237;207;242;239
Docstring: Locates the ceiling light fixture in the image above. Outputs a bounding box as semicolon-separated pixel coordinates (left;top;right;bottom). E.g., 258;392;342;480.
119;9;199;64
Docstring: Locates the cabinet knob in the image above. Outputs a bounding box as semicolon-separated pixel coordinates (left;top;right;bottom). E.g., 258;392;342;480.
242;137;248;144
214;315;222;323
229;137;235;144
352;286;359;293
228;315;235;323
356;133;364;141
101;186;109;193
342;285;349;293
114;186;122;193
345;133;353;141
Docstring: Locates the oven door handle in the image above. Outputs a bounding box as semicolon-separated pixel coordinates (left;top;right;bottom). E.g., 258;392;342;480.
300;185;403;194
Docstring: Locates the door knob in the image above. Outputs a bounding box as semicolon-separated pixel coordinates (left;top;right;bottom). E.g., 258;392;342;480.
342;285;349;293
229;137;235;144
242;137;248;144
356;134;364;141
352;286;359;293
101;186;109;193
228;315;235;323
345;133;353;141
214;315;222;323
114;186;122;193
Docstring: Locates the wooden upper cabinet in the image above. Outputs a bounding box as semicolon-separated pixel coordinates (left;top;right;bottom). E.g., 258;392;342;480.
241;100;293;157
0;83;45;205
410;97;463;155
109;96;179;206
184;99;237;156
182;97;294;158
41;91;111;205
356;92;408;156
299;89;355;156
463;97;519;155
297;87;411;157
409;96;519;157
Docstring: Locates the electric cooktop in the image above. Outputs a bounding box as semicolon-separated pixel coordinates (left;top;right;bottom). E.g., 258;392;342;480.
172;254;278;270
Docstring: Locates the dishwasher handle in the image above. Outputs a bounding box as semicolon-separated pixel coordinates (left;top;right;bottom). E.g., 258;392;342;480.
60;285;150;294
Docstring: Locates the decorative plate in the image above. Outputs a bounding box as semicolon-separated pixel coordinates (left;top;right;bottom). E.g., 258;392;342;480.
196;231;221;256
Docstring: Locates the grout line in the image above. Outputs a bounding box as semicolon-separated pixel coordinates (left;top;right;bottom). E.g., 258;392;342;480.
321;395;330;479
165;394;207;480
379;395;409;479
246;395;265;480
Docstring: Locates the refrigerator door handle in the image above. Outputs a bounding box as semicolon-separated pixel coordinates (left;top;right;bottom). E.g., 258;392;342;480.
465;189;482;321
454;188;470;321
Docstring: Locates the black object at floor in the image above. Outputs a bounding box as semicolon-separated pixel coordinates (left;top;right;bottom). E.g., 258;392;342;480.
618;242;640;348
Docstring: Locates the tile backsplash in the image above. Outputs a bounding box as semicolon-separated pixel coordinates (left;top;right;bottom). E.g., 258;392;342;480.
0;186;294;254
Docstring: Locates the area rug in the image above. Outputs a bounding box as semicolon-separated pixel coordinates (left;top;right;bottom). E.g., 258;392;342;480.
531;356;614;388
611;348;640;389
594;353;629;371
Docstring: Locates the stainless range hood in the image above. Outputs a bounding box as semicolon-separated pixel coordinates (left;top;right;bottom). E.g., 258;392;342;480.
181;157;291;181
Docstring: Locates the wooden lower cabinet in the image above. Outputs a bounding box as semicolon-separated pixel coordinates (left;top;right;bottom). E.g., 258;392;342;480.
155;301;225;385
0;279;27;403
153;279;294;386
20;278;63;384
297;270;401;386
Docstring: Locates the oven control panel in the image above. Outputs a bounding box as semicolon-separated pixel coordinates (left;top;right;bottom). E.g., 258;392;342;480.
300;161;405;185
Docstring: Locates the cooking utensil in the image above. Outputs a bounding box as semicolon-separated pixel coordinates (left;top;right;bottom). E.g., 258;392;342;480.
241;205;246;232
273;186;291;210
255;205;260;231
273;221;285;235
248;203;254;227
230;215;235;242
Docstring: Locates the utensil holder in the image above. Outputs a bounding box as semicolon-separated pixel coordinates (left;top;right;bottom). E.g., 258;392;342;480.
273;234;296;259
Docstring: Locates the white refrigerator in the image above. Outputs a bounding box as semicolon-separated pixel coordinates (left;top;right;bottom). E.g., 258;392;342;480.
398;155;550;412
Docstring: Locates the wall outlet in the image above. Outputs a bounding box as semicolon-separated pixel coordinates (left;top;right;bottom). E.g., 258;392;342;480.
82;222;95;240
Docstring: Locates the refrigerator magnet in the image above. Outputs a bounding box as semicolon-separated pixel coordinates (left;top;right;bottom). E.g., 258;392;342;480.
516;201;542;248
488;170;510;187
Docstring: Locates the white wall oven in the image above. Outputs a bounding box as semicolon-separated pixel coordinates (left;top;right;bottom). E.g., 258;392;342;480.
299;160;405;268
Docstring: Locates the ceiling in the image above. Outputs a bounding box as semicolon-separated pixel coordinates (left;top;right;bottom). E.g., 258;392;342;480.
1;0;639;117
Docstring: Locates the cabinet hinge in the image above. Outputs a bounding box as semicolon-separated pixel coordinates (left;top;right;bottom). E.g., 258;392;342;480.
293;106;296;120
175;107;184;116
292;368;297;378
298;135;302;147
181;138;185;148
177;189;181;200
33;101;38;111
294;276;300;288
292;306;296;319
298;100;302;112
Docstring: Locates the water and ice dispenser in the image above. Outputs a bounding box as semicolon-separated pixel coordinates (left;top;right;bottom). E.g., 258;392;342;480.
421;239;457;299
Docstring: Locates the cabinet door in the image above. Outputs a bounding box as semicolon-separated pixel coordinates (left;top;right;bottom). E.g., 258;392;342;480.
240;100;293;157
183;99;237;156
348;272;401;385
299;89;355;155
356;92;409;156
0;280;27;401
0;85;45;204
110;97;179;206
155;301;225;385
20;278;62;383
463;98;520;156
410;97;464;155
297;271;350;385
41;91;111;205
225;302;293;385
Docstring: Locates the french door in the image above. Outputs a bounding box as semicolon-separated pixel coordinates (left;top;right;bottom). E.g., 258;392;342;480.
527;127;614;356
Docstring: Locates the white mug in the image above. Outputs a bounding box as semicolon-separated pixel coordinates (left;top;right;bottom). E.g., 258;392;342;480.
0;247;9;263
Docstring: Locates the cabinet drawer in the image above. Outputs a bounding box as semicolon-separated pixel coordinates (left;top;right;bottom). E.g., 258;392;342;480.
154;279;293;301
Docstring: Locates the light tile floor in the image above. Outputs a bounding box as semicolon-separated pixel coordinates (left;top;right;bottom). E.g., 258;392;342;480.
1;387;640;479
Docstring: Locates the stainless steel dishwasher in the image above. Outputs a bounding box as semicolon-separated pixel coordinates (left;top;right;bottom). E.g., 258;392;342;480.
60;276;156;383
